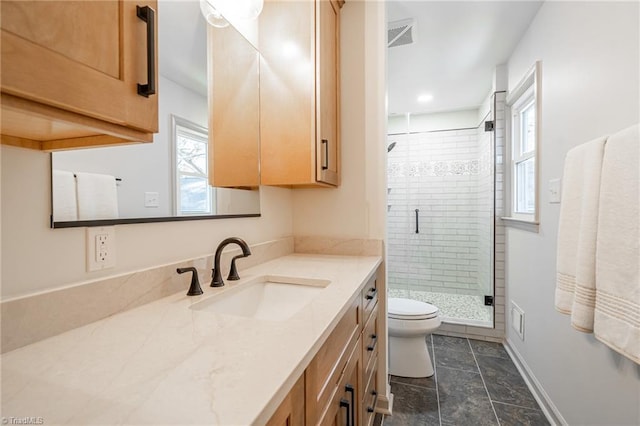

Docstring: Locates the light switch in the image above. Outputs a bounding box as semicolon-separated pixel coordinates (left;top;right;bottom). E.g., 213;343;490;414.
549;178;561;203
144;192;159;208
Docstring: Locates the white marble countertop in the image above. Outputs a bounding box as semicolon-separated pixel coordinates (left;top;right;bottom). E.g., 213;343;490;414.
1;254;382;425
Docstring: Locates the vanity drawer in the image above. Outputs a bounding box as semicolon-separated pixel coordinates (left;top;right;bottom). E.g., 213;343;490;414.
306;295;361;424
362;356;379;426
361;273;378;324
362;303;378;377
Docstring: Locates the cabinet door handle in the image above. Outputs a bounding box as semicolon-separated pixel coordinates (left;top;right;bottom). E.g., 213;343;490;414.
345;384;355;426
415;208;420;234
321;139;329;170
136;5;156;97
367;334;378;351
339;398;351;426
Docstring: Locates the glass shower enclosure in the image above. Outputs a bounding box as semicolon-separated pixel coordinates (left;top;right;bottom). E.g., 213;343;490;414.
386;119;495;327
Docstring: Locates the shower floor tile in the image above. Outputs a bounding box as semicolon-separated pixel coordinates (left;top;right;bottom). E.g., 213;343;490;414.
389;288;492;325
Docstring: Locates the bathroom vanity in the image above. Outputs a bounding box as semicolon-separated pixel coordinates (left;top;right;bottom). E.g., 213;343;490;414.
0;254;384;425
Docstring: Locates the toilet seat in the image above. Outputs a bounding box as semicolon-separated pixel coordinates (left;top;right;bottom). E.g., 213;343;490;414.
388;297;438;320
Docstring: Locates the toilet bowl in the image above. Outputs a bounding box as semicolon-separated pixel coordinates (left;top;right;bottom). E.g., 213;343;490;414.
388;297;441;378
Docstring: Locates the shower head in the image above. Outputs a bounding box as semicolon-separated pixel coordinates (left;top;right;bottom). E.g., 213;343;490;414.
387;142;397;153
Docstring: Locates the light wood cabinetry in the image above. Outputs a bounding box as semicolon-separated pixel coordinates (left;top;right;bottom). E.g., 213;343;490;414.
266;375;305;426
306;297;361;425
0;0;158;150
259;0;342;187
266;267;381;426
208;23;260;188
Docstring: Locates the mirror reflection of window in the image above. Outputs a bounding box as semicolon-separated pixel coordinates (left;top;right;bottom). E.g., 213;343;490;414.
172;116;216;215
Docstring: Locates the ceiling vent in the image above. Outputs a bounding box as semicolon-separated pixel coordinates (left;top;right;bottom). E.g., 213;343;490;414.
388;18;416;48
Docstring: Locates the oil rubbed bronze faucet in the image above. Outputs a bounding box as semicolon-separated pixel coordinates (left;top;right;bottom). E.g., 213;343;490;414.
211;237;252;287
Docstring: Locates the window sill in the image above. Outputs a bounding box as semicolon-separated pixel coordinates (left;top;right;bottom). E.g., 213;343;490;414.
500;216;540;233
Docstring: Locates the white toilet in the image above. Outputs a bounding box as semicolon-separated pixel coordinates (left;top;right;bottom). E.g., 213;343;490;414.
388;297;441;378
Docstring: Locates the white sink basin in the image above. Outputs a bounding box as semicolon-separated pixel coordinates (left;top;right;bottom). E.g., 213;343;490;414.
190;275;330;321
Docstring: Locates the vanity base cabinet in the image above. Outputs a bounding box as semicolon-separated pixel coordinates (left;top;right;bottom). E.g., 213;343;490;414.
306;296;360;425
266;267;382;426
320;341;361;426
0;0;158;150
266;375;305;426
259;0;342;187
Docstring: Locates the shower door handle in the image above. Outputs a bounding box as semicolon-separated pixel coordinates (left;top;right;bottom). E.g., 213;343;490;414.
415;209;419;234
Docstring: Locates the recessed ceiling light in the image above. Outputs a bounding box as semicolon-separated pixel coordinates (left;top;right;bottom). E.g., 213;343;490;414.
417;94;433;103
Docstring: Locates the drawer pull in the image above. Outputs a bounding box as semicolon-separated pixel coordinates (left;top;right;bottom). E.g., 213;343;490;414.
367;334;378;352
367;389;379;413
345;384;355;426
340;398;351;426
365;287;377;300
136;5;156;97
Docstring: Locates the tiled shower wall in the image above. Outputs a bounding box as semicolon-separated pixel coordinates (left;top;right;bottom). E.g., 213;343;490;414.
387;127;491;297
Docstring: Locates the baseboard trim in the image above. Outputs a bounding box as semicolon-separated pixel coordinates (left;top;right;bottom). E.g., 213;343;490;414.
504;339;568;426
376;383;393;415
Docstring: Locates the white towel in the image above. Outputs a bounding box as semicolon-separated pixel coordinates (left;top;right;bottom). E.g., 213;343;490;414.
52;170;78;221
555;136;607;331
75;172;119;220
594;124;639;364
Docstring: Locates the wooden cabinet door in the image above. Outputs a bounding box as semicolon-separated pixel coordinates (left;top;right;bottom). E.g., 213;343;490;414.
266;376;305;426
260;0;341;187
209;23;260;188
316;0;340;186
259;0;316;186
0;0;158;133
320;341;361;426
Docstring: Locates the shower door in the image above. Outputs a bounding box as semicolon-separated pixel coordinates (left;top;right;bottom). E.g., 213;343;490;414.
387;124;495;327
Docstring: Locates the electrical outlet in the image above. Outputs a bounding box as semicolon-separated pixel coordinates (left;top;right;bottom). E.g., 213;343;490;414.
87;227;116;271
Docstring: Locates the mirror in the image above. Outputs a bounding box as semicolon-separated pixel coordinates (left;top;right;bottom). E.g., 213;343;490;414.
50;0;260;227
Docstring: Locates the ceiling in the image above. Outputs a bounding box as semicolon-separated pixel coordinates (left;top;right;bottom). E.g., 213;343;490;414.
387;0;543;116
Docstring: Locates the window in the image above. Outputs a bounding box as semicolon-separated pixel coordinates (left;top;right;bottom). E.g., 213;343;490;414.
172;116;215;215
506;62;541;224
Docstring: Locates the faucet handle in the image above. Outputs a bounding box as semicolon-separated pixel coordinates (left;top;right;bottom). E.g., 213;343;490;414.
227;255;246;281
177;267;203;296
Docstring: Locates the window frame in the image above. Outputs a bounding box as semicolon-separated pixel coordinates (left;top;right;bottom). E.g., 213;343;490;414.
171;115;215;216
505;61;541;227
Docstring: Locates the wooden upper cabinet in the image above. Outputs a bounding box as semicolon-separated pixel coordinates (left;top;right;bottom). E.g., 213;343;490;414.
208;24;260;188
0;0;158;150
259;0;342;187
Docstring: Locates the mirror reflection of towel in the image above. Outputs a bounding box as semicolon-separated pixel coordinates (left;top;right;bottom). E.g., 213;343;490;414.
52;170;78;221
75;172;119;220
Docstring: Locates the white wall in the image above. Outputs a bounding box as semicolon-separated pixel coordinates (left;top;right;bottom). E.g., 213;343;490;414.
292;0;386;240
505;2;640;424
52;76;208;219
1;144;292;299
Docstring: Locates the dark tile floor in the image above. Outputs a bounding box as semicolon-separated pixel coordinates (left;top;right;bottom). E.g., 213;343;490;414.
383;335;549;426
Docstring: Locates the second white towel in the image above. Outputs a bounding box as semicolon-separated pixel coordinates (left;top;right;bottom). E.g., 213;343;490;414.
75;172;119;220
555;136;606;332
